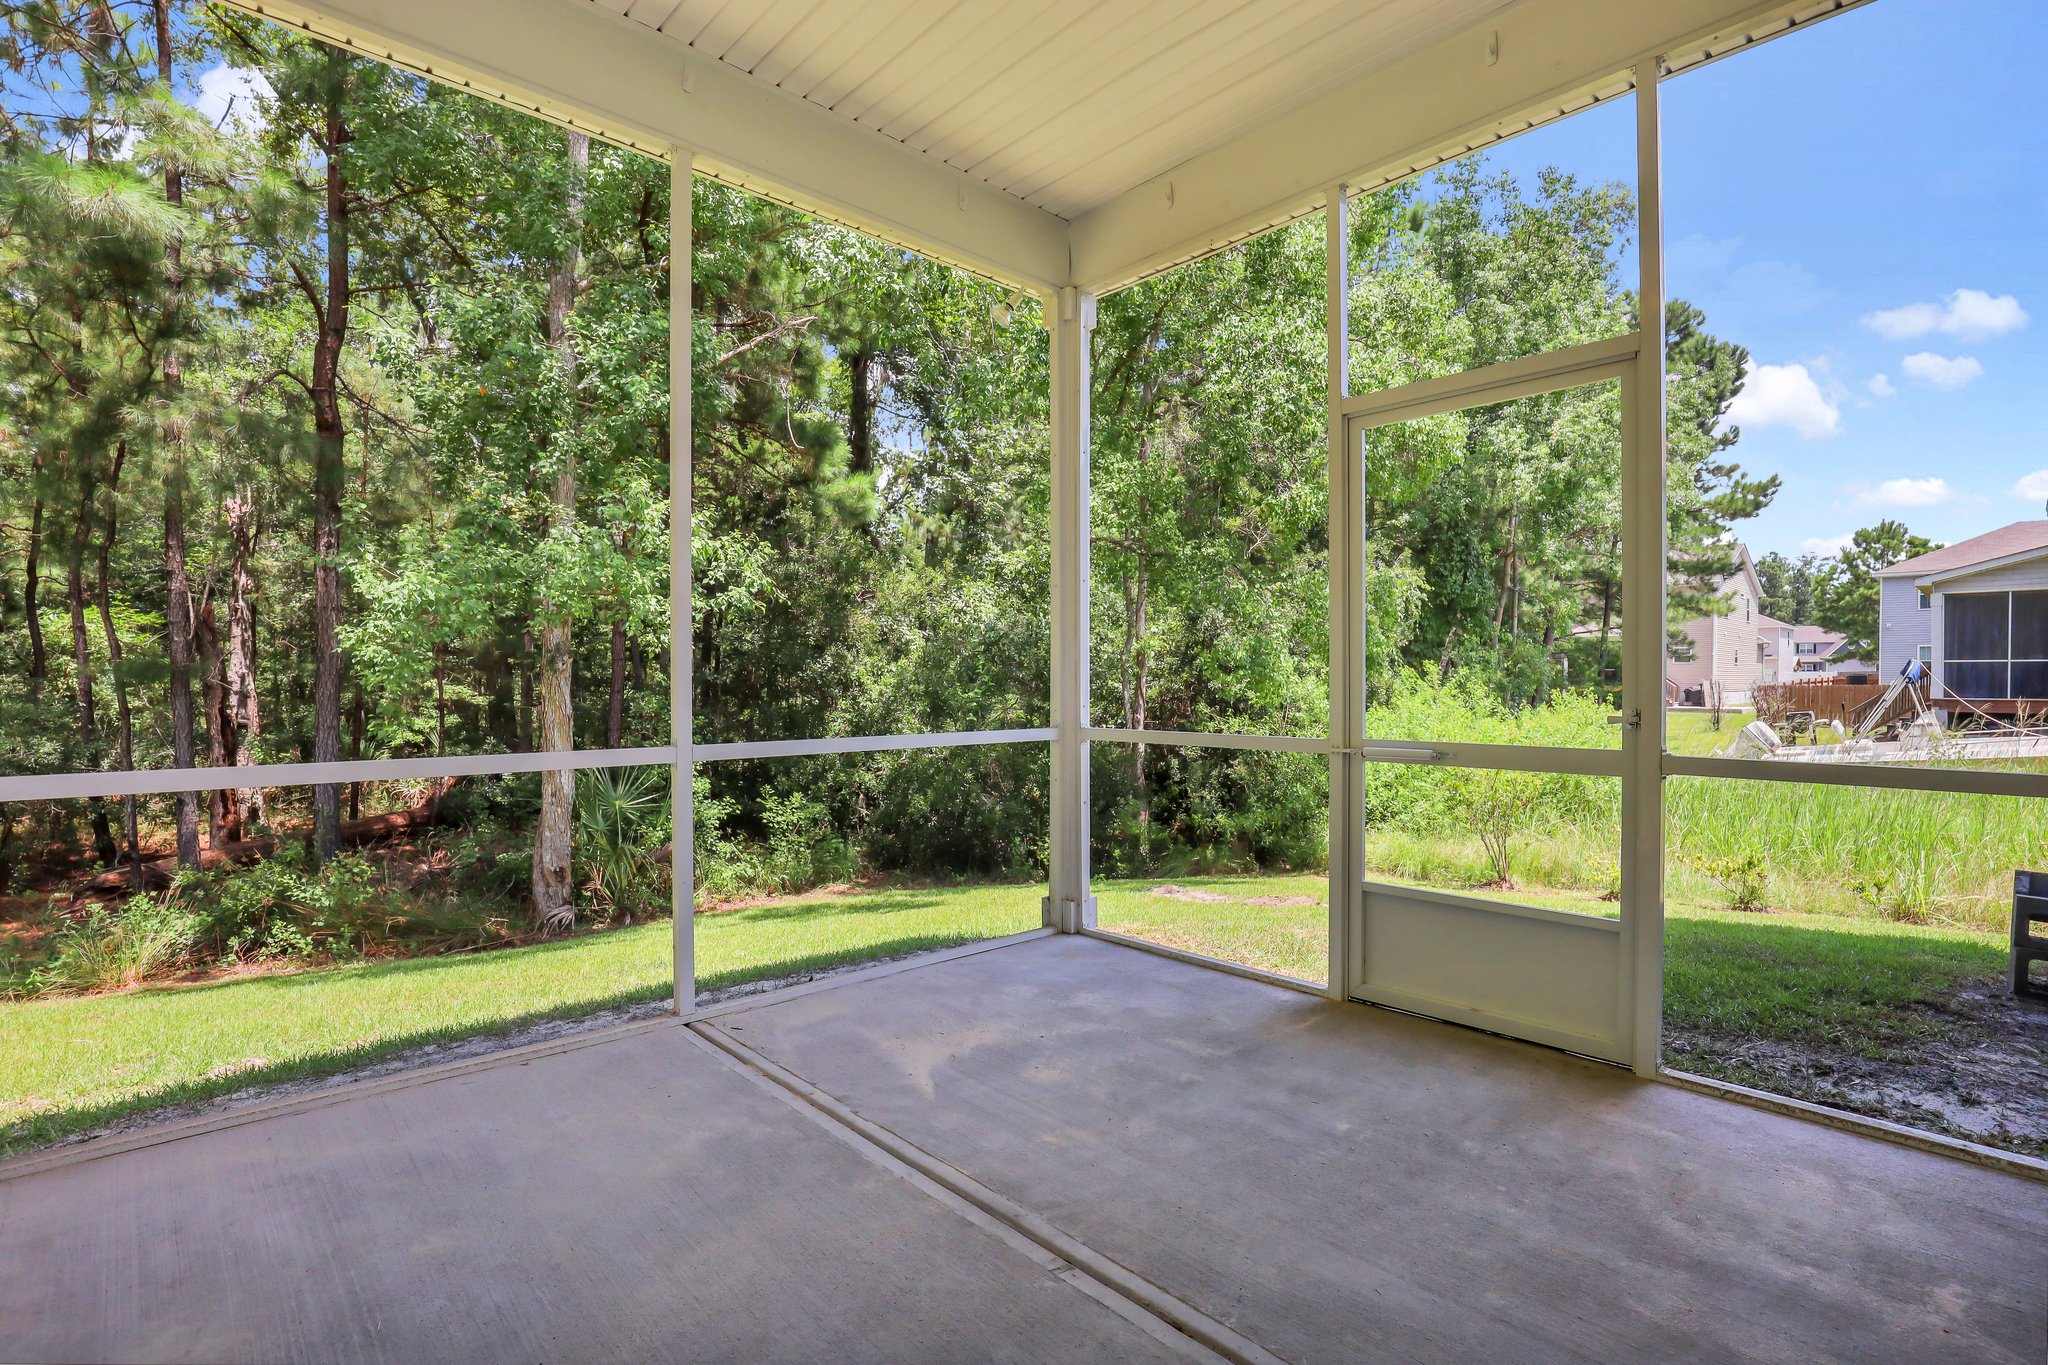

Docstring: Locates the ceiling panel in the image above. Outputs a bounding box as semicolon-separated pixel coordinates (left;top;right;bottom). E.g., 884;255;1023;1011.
573;0;1518;217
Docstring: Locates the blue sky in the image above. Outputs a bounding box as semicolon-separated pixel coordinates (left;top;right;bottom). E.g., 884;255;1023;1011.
1478;0;2046;562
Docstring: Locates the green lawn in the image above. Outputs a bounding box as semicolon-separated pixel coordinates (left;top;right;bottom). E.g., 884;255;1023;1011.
1666;707;1756;755
0;882;1039;1156
1096;874;1331;983
2;871;2012;1159
1098;872;1999;1067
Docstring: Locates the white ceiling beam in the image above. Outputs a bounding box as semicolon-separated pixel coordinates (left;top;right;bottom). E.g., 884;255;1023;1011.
1066;0;1860;293
221;0;1072;290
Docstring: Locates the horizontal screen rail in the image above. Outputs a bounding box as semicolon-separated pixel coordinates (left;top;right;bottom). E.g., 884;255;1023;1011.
1358;740;1625;777
1339;333;1640;428
1662;754;2048;799
0;730;1055;803
1083;727;1332;754
691;729;1053;761
0;747;677;803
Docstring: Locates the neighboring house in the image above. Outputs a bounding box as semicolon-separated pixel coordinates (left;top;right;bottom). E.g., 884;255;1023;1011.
1877;519;2048;706
1666;545;1791;705
1785;624;1874;681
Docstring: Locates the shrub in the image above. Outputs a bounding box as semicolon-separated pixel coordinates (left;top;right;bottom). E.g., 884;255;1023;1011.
171;848;379;963
1697;851;1770;913
575;766;671;922
1850;865;1940;925
28;902;204;995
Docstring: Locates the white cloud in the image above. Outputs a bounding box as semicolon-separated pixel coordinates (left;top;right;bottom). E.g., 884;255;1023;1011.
1942;289;2029;340
1900;351;1984;390
1862;289;2028;342
1862;301;1941;340
1866;373;1896;398
1725;361;1841;439
1850;476;1958;510
1801;534;1855;556
190;65;272;131
2011;471;2048;501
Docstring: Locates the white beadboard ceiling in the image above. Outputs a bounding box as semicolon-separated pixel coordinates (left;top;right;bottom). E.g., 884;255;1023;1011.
584;0;1519;218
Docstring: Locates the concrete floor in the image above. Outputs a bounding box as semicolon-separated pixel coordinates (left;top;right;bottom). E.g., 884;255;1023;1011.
708;936;2048;1365
4;934;2044;1363
0;1016;1204;1364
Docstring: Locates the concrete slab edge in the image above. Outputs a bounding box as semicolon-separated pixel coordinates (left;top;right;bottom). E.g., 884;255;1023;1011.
686;927;1058;1022
1657;1067;2048;1186
676;1028;1228;1364
691;1020;1289;1365
1079;928;1328;997
1;931;1058;1184
0;1014;685;1184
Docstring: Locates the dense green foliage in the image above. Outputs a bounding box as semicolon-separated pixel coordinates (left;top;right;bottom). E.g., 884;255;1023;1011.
4;2;1777;939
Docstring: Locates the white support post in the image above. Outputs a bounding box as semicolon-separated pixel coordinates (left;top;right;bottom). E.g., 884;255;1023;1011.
1622;63;1667;1074
1325;185;1361;1001
671;149;696;1013
1047;286;1097;933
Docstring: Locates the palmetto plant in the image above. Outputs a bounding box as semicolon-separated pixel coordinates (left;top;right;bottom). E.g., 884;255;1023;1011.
574;767;671;925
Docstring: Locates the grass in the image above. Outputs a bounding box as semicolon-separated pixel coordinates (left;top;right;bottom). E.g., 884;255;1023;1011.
1098;872;2004;1069
1096;875;1330;983
2;858;2023;1160
0;882;1039;1156
1666;707;1756;755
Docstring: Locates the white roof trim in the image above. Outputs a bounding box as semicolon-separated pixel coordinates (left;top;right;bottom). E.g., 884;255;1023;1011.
226;0;1860;293
220;0;1071;290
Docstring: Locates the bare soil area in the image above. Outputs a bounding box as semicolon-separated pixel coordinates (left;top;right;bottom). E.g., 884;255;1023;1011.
1669;985;2048;1160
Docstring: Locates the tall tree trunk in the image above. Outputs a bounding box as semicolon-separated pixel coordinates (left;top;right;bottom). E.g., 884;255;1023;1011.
156;0;201;869
847;351;874;474
532;129;588;932
95;445;142;889
607;619;626;748
433;645;447;755
224;495;264;834
308;49;352;863
198;598;233;846
519;631;536;750
24;457;47;701
66;471;115;865
349;681;365;820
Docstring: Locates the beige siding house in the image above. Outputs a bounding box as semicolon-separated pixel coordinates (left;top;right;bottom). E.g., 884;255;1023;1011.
1667;546;1794;705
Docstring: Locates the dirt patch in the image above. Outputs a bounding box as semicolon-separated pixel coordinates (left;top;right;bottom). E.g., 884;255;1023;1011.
700;882;864;914
1668;986;2048;1160
1145;884;1322;909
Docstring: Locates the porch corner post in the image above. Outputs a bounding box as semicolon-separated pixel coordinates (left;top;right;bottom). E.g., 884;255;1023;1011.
1047;286;1097;933
1325;184;1361;1002
671;148;696;1012
1623;62;1668;1074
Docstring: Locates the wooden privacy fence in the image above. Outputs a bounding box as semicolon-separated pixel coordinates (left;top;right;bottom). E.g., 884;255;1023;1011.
1753;680;1918;731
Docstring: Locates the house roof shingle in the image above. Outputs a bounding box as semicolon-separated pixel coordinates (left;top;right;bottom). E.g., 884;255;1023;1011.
1877;521;2048;579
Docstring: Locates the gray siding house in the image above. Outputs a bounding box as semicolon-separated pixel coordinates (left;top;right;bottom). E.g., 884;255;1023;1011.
1877;520;2048;703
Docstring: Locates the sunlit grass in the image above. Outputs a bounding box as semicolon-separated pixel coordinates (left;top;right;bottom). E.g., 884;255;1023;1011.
1665;708;1756;756
0;882;1040;1156
3;862;2020;1161
1090;872;2003;1063
1095;874;1329;983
